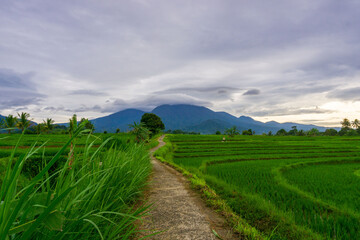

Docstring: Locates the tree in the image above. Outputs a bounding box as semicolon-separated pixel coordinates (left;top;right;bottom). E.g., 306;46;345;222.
80;118;94;132
242;129;253;135
352;119;360;129
4;114;17;134
116;128;120;134
276;129;287;136
288;126;298;136
43;118;55;133
225;126;240;137
307;128;320;136
215;130;221;135
16;112;31;132
129;122;150;143
296;130;306;136
35;123;44;134
324;128;338;136
341;118;351;129
140;113;165;136
268;131;273;136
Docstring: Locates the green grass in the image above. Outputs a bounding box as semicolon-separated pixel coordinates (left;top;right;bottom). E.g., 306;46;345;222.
164;134;360;240
0;130;152;239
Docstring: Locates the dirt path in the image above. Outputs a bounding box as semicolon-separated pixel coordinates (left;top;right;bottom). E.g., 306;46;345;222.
139;135;237;240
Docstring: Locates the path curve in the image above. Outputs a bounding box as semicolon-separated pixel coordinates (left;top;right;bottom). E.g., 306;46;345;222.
139;135;237;240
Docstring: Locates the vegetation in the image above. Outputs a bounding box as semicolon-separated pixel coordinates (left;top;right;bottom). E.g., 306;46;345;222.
224;126;240;137
3;114;17;134
140;113;165;136
161;134;360;239
16;112;32;132
129;122;150;143
0;126;151;239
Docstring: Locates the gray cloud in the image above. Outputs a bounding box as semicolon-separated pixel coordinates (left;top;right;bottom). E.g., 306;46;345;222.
0;68;45;110
327;87;360;101
0;0;360;125
69;89;108;96
243;89;260;96
251;107;335;117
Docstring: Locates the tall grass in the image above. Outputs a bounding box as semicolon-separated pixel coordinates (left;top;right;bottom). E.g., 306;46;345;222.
0;125;151;239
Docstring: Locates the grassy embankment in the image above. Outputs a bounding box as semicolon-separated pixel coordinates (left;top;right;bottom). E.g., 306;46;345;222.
155;134;360;240
0;129;152;239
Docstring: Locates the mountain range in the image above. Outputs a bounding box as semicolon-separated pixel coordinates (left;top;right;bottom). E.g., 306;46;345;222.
90;104;336;134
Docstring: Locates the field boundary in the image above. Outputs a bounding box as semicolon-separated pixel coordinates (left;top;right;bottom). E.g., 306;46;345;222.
153;135;265;240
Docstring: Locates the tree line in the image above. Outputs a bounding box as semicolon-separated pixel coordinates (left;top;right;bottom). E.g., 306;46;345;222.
222;118;360;137
0;112;94;134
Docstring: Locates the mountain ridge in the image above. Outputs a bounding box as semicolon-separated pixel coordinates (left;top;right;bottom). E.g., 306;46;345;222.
89;104;338;134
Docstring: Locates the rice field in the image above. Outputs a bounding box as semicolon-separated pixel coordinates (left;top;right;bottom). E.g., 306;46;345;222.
167;135;360;239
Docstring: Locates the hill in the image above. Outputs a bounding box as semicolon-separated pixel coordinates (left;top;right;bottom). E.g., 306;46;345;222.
89;104;335;134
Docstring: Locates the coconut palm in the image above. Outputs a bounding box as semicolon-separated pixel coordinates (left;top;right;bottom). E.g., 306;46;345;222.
4;114;17;134
341;118;351;129
43;118;55;133
129;122;150;143
352;119;360;129
16;112;31;132
35;123;44;134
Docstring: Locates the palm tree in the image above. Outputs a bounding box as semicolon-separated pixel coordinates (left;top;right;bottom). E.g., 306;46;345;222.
4;114;17;134
341;118;351;129
43;118;55;133
35;123;44;134
16;112;31;132
352;119;360;129
129;122;150;143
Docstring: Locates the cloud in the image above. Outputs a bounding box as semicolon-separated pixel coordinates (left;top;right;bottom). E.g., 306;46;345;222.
243;89;260;95
327;87;360;101
1;0;360;125
69;89;108;96
251;107;335;117
0;68;45;110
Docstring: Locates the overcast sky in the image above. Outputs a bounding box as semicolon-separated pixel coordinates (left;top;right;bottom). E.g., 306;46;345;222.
1;0;360;126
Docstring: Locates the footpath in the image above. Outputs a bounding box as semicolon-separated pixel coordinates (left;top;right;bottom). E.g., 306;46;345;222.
139;135;237;240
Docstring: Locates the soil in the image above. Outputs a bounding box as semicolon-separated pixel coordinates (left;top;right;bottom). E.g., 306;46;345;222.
138;135;238;240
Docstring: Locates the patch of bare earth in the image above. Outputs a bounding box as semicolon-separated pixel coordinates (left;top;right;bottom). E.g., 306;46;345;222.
138;136;238;240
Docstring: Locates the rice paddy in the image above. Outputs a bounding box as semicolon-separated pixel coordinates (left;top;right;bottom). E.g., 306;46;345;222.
167;135;360;239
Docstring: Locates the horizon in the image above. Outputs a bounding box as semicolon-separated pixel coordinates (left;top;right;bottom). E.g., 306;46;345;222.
0;103;343;128
1;1;359;126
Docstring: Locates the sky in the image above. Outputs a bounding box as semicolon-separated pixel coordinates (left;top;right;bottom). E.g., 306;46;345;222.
1;0;360;126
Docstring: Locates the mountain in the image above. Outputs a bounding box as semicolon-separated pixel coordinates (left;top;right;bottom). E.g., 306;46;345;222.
89;104;337;134
91;109;145;133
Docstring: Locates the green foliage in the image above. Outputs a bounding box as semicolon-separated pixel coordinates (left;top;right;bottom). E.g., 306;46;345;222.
276;129;287;136
324;128;338;136
4;114;17;134
0;129;151;239
341;118;351;129
128;122;150;143
16;112;31;132
43;118;55;133
140;113;165;136
307;128;320;136
215;130;221;135
224;126;240;137
80;118;94;132
242;129;253;135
